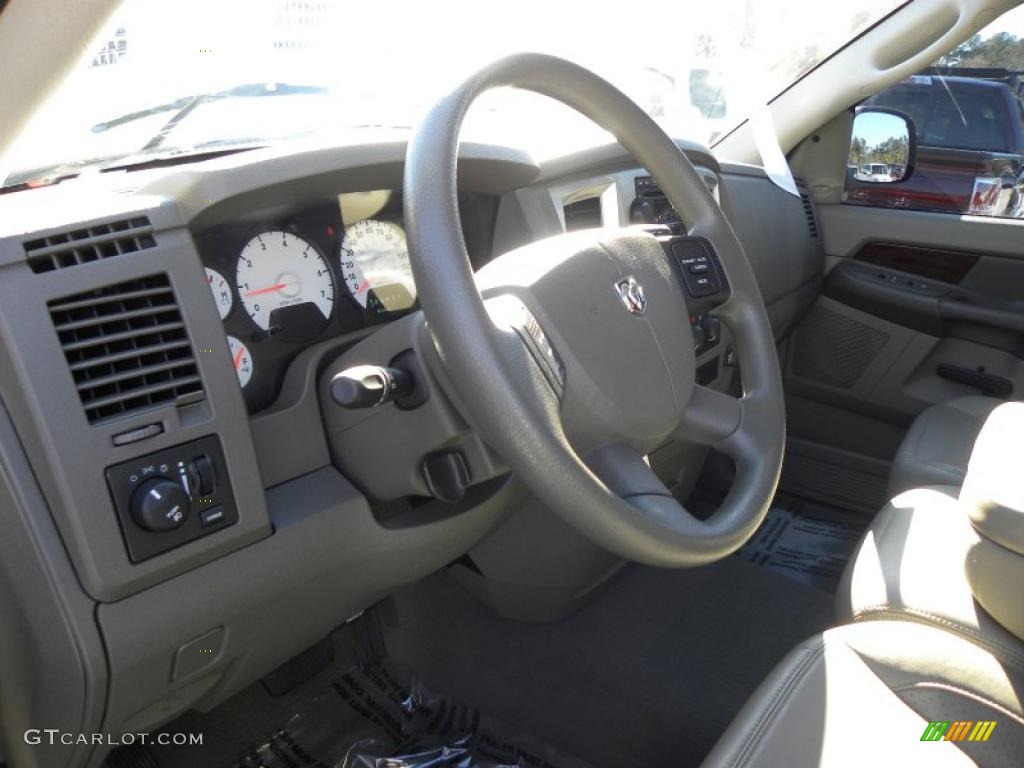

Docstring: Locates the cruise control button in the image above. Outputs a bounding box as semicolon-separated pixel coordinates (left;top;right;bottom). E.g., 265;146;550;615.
671;241;706;263
670;239;723;297
686;275;719;297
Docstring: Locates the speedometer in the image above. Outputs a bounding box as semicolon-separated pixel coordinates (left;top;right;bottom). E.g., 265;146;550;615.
236;231;334;332
340;220;416;315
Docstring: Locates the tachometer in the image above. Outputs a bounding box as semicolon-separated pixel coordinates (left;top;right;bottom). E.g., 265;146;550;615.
226;335;254;389
236;231;334;332
340;220;416;315
205;267;233;319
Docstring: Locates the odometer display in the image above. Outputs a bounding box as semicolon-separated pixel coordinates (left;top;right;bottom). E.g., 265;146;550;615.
236;231;334;330
340;220;416;315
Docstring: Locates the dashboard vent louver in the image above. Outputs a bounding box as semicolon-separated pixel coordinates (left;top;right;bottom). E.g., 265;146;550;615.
563;197;603;232
799;193;819;240
48;274;204;425
24;217;156;274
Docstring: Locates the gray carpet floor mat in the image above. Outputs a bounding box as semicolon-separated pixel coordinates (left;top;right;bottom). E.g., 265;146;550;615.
146;555;836;768
384;559;835;768
736;495;867;593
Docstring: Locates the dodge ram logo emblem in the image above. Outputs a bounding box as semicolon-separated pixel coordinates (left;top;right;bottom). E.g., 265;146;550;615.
614;276;646;316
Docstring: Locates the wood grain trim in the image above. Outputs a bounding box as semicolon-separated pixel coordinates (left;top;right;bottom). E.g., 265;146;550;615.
854;242;979;284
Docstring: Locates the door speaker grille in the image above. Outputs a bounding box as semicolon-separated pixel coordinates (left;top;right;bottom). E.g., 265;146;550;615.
791;306;888;389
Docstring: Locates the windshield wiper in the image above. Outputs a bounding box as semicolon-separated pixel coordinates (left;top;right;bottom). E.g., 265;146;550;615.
100;143;269;172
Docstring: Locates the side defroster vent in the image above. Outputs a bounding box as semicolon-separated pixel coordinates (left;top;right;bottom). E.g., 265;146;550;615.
48;274;204;425
799;193;819;240
563;196;603;232
24;217;156;274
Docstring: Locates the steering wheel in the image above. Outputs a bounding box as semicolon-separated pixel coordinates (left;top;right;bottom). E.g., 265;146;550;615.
403;53;784;567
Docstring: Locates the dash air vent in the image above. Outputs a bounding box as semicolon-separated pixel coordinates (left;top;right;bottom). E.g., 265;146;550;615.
48;274;204;425
799;193;819;240
24;216;156;274
563;197;603;232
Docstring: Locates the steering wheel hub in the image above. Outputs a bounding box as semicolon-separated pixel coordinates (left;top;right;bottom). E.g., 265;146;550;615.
477;230;695;452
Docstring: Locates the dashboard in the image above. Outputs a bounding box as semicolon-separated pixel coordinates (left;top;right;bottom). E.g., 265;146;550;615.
0;136;822;768
193;190;498;412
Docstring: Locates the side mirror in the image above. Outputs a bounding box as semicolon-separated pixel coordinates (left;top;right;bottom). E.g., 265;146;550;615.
848;108;916;184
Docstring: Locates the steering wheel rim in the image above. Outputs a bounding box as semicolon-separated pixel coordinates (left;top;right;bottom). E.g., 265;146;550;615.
404;53;784;567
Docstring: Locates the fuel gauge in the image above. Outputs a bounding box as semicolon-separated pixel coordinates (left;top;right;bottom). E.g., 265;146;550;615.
226;335;254;389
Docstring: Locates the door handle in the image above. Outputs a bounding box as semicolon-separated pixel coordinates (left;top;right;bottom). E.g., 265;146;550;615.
939;297;1024;334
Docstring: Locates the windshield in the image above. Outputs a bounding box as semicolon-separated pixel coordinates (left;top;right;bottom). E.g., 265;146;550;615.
2;0;904;188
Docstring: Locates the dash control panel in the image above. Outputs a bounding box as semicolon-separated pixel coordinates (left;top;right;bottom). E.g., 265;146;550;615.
106;435;237;562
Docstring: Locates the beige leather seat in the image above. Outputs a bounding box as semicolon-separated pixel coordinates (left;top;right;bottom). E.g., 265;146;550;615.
841;401;1024;662
700;620;1024;767
837;485;1024;668
887;396;1001;497
702;403;1024;766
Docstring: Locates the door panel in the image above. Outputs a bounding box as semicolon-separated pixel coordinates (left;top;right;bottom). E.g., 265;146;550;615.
820;204;1024;266
784;201;1024;464
781;9;1024;498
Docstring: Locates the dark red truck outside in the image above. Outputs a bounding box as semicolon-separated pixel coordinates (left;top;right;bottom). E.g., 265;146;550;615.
846;72;1024;218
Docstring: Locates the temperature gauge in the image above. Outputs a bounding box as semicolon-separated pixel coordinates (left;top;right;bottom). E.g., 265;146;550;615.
226;335;253;389
205;268;233;320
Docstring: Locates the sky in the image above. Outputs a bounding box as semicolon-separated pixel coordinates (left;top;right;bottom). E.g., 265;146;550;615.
853;111;913;149
983;3;1024;35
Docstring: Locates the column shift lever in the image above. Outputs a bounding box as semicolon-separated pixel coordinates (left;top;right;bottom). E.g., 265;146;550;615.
330;365;413;409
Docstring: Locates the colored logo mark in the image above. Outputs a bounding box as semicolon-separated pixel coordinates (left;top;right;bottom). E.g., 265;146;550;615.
921;721;996;742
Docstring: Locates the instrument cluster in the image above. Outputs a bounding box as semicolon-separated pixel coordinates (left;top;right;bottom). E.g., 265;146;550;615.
194;189;497;414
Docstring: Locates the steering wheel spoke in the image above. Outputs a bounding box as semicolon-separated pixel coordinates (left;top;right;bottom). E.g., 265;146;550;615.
677;385;742;448
584;443;673;499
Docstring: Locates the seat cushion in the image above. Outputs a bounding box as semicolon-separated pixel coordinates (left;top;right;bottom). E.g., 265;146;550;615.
700;621;1024;767
955;401;1024;641
887;396;1000;498
960;401;1024;557
837;486;1024;668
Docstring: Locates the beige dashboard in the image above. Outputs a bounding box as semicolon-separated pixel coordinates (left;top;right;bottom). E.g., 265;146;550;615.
0;135;821;768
